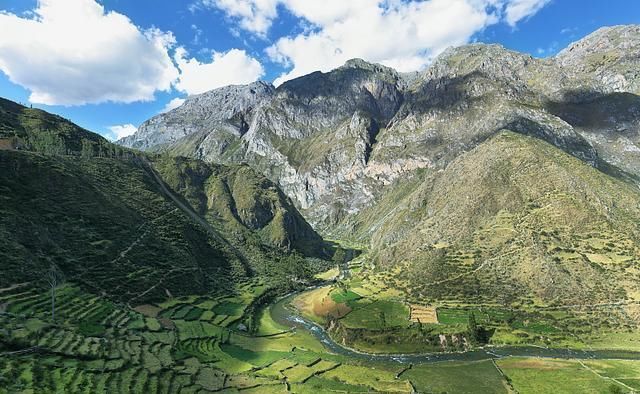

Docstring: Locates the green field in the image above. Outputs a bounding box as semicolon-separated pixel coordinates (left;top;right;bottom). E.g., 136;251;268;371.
340;299;410;329
2;278;640;393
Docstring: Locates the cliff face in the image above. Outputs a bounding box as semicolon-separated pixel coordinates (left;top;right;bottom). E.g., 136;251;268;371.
119;26;640;233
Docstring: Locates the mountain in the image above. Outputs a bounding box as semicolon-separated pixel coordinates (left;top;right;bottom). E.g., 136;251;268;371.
119;26;640;232
0;97;109;155
368;131;640;306
556;25;640;95
118;25;640;310
0;98;327;304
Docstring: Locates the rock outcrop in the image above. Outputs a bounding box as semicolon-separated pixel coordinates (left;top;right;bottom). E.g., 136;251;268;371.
119;25;640;233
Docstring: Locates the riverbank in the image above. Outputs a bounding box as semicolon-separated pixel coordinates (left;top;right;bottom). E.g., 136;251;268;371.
270;288;640;364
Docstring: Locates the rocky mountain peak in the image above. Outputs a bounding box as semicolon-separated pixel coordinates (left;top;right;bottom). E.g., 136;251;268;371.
119;81;275;150
118;25;640;230
179;80;275;124
340;58;400;75
556;24;640;94
420;43;534;86
558;25;640;58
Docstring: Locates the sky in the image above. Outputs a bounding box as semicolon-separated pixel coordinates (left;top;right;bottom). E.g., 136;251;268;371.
0;0;639;140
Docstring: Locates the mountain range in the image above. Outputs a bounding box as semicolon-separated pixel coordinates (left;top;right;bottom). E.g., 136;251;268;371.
119;25;640;309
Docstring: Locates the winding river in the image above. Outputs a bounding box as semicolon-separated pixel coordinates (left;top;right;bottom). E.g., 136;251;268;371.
269;289;640;364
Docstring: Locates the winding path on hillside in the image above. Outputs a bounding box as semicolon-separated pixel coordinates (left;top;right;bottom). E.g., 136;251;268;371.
137;158;251;272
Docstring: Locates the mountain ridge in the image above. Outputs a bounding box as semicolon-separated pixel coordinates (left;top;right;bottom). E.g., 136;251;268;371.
118;25;640;233
0;97;328;303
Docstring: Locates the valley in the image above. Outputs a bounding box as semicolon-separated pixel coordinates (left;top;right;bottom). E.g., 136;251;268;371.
2;24;640;393
2;258;640;393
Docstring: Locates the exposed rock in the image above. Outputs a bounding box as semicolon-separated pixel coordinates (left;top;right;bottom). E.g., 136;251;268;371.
119;81;275;151
557;25;640;94
118;25;640;233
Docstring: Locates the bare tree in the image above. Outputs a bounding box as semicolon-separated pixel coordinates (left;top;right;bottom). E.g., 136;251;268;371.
45;264;64;322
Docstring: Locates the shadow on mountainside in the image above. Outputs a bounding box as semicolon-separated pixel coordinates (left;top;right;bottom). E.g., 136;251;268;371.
545;90;640;132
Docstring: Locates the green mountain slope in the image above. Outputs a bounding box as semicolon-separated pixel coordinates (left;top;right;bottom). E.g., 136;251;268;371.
0;98;327;304
0;150;244;302
153;156;324;254
0;97;113;156
364;131;640;308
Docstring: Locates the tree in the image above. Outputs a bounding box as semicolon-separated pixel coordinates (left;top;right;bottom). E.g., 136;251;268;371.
81;138;94;159
45;264;65;322
29;130;66;156
467;312;480;344
332;247;346;265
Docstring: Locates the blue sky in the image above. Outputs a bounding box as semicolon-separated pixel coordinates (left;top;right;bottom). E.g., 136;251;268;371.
0;0;638;140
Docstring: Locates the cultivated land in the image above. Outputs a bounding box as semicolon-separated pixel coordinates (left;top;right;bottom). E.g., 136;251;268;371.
4;26;640;393
2;270;640;393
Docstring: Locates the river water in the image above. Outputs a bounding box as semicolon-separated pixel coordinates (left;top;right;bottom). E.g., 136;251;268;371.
269;291;640;364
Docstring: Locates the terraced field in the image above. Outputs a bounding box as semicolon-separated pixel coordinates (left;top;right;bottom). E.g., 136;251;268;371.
290;257;640;356
2;276;640;393
0;278;429;393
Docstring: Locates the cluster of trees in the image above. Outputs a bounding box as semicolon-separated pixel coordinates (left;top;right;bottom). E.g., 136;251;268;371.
243;288;278;334
80;138;137;160
23;130;138;161
467;312;493;345
28;131;66;156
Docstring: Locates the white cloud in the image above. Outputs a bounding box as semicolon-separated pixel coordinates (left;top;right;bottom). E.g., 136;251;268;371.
197;0;279;36
504;0;551;27
108;124;137;141
206;0;552;86
267;0;500;85
162;97;186;113
174;48;264;95
0;0;179;106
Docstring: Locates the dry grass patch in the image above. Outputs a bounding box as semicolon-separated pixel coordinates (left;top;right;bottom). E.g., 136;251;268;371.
133;304;162;317
500;358;574;370
410;304;438;323
293;287;351;322
315;267;339;281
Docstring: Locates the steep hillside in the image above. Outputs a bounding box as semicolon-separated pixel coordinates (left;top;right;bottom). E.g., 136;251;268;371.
372;131;640;308
557;25;640;94
153;156;325;255
0;98;327;304
0;97;116;156
0;150;245;303
120;82;275;152
119;26;640;233
116;26;640;313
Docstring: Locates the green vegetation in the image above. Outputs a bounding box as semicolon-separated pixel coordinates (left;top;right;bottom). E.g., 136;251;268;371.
2;277;640;393
153;156;328;258
497;358;632;394
2;62;640;392
404;361;508;394
336;131;640;317
330;289;361;304
0;97;333;304
340;300;409;329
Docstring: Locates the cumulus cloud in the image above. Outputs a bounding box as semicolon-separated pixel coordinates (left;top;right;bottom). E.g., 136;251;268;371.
162;97;186;113
504;0;552;27
0;0;179;106
270;0;502;84
174;48;264;95
108;124;137;140
206;0;552;85
198;0;279;36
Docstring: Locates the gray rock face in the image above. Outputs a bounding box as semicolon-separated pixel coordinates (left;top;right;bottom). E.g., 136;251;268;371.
119;81;275;150
557;25;640;95
118;25;640;231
